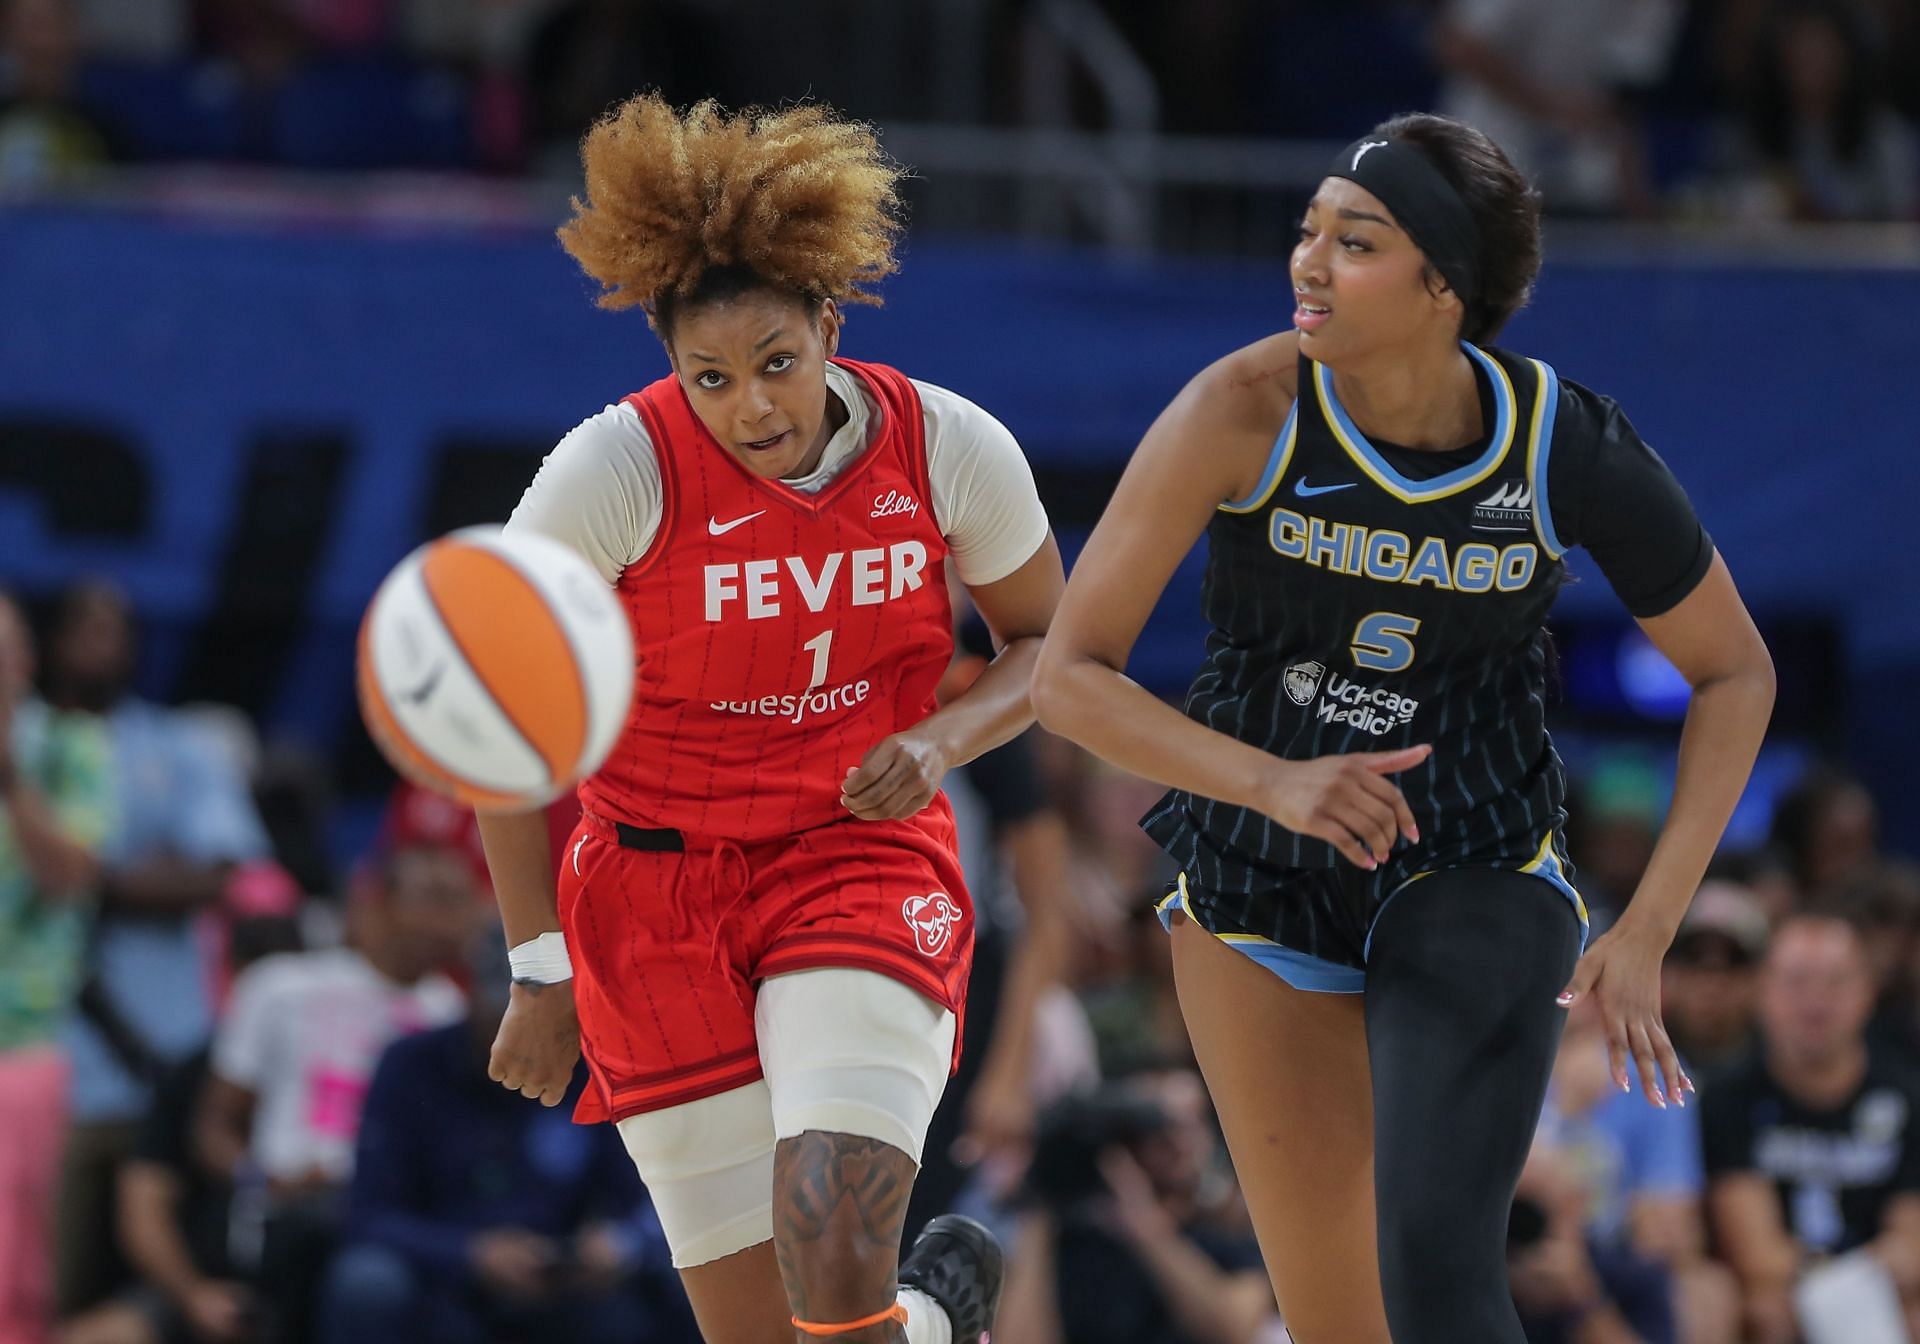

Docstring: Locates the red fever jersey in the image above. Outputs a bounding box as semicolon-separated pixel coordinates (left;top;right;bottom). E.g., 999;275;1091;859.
580;357;955;841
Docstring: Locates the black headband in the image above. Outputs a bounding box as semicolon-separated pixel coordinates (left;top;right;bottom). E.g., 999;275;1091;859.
1327;136;1481;310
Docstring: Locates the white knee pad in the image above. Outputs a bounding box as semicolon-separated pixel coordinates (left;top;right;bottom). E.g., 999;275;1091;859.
615;1081;776;1269
612;970;956;1269
756;968;957;1163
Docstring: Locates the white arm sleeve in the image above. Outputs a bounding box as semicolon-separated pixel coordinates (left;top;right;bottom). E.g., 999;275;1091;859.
917;380;1051;587
503;402;661;584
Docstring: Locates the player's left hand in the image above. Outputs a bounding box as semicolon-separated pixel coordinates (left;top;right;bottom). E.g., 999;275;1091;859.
1556;921;1693;1111
842;728;950;820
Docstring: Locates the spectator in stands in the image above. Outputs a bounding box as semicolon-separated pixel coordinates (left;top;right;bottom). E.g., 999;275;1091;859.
1859;0;1920;124
1035;733;1174;923
1703;909;1920;1344
1845;863;1920;1015
1739;0;1917;221
366;777;580;905
0;589;112;1344
1533;996;1740;1343
1662;880;1769;1094
59;892;304;1344
1565;756;1668;932
401;0;559;69
906;613;1081;1238
1078;896;1192;1080
1849;865;1920;1067
399;0;560;168
321;924;692;1344
195;0;396;70
1508;1143;1669;1344
1434;0;1682;216
998;1067;1278;1344
1707;846;1802;932
0;0;116;191
519;0;727;174
1772;765;1885;899
191;0;304;92
46;581;273;1319
277;0;397;54
193;844;473;1342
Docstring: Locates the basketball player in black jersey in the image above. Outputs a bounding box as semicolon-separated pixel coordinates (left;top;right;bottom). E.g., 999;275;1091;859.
1032;114;1777;1344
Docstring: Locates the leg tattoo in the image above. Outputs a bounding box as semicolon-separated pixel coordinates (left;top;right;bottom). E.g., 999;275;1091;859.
774;1131;916;1342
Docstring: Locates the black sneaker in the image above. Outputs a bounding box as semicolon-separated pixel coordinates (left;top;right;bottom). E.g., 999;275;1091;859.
897;1214;1004;1343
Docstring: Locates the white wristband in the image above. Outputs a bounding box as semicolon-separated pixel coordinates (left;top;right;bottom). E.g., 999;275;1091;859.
508;931;573;985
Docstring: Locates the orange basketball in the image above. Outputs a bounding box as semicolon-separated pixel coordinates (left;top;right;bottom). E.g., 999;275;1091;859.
356;526;634;810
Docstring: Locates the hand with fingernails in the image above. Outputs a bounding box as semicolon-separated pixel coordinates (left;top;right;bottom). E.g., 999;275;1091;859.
489;979;581;1108
1256;744;1431;870
1556;921;1693;1110
842;725;951;821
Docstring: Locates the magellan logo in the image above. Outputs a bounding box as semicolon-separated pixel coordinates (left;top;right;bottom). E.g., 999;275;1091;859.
1284;660;1326;706
1473;481;1532;533
903;892;961;956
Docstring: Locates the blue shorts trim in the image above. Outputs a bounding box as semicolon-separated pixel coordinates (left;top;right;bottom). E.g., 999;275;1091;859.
1156;877;1365;995
1162;831;1590;995
1361;831;1592;962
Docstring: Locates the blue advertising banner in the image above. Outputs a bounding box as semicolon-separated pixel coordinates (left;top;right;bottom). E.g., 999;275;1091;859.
2;206;1911;837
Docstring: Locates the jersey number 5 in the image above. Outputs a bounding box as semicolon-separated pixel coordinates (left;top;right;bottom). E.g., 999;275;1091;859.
1350;612;1420;673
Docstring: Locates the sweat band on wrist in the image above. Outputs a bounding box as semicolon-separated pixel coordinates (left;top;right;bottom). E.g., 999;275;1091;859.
508;930;573;984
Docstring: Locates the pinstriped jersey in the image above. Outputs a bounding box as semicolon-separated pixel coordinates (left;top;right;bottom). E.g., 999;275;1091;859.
583;359;954;841
1145;343;1712;894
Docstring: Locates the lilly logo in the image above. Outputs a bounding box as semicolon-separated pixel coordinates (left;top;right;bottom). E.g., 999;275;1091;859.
871;489;920;520
902;892;962;957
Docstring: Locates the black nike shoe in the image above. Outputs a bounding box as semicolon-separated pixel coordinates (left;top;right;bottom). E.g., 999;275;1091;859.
897;1214;1004;1343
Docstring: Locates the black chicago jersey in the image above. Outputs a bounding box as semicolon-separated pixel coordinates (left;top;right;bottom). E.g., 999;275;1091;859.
1146;344;1712;947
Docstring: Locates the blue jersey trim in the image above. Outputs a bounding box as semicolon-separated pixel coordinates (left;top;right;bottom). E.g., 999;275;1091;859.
1315;342;1517;503
1526;358;1567;559
1219;404;1299;514
1362;833;1592;961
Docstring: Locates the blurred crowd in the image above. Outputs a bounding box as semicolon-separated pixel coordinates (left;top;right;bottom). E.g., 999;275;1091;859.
5;576;1920;1344
0;0;1914;222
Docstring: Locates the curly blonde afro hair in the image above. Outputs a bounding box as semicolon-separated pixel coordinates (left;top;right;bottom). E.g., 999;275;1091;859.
557;92;907;333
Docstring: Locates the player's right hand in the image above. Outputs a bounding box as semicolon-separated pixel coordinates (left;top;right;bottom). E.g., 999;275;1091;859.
489;978;581;1107
1258;745;1430;869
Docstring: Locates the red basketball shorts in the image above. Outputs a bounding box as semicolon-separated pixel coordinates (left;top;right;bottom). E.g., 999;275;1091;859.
557;795;974;1123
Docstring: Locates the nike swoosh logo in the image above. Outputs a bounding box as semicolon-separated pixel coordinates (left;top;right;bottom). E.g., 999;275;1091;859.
708;510;766;536
1294;480;1355;497
397;663;444;706
571;835;587;876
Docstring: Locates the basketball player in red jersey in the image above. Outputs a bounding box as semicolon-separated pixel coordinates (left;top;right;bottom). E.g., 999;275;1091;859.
474;95;1062;1344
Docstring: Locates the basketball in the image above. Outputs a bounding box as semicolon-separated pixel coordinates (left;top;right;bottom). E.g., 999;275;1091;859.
356;526;634;811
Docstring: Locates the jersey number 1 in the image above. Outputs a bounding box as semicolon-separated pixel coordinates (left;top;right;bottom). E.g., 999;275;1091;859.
802;630;834;688
1350;612;1420;672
